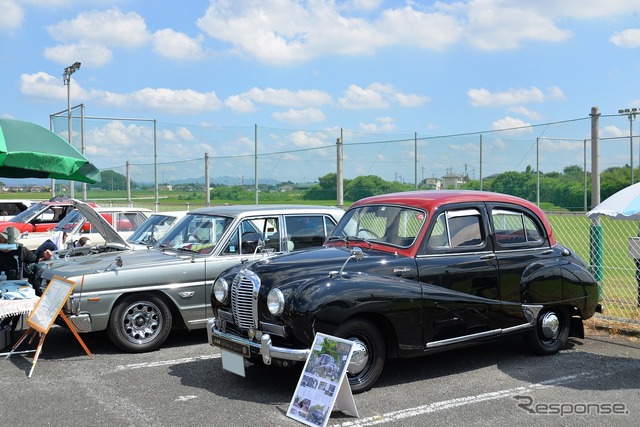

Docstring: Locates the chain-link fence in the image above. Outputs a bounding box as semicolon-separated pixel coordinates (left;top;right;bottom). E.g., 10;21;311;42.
549;213;640;332
47;109;640;331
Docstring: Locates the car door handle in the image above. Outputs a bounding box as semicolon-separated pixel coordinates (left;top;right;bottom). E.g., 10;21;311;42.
479;254;496;260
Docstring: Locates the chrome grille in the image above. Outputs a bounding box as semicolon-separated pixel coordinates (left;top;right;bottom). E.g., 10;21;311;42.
231;269;260;330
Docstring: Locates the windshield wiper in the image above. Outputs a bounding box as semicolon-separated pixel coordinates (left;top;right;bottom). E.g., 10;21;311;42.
345;236;373;246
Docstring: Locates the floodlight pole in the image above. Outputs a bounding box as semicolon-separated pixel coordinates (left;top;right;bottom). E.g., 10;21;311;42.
619;108;638;184
63;62;81;198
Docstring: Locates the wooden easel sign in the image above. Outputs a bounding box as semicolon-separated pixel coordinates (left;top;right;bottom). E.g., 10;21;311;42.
5;275;92;377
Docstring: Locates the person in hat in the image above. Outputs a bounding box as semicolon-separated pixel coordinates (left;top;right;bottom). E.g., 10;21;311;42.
0;226;37;281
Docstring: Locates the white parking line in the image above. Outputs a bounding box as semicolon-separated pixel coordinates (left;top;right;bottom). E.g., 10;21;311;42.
115;354;220;371
331;372;600;426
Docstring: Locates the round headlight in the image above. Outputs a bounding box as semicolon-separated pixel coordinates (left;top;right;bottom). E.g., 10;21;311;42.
267;288;285;316
213;277;229;304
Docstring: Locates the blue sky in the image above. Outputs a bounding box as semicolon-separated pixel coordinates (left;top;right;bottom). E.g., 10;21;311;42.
2;0;640;185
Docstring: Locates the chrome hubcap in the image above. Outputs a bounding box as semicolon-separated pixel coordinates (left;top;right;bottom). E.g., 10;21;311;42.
540;311;560;340
347;338;369;375
122;302;162;343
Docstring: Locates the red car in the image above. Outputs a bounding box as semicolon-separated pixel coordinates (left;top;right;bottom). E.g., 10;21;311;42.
0;200;93;234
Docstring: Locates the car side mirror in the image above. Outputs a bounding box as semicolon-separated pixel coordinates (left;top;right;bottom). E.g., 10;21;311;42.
329;247;363;278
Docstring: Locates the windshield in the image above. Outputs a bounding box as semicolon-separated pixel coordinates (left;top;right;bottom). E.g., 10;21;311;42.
54;209;84;233
9;203;47;223
329;205;426;247
157;213;234;254
127;214;179;245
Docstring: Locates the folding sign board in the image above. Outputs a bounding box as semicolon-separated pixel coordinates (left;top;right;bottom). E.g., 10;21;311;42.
287;333;358;427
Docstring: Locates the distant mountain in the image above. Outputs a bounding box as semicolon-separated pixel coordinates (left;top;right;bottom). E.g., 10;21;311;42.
144;176;280;187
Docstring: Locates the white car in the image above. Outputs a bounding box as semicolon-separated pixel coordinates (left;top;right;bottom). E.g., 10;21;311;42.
19;200;152;251
126;211;189;248
0;199;32;221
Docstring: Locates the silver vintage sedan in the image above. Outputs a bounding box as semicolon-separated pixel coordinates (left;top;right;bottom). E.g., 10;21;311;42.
38;204;344;352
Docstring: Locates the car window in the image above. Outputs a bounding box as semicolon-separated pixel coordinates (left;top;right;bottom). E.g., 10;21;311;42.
114;212;147;232
221;219;264;255
330;205;425;247
492;209;543;247
423;208;484;252
158;214;232;254
285;215;329;250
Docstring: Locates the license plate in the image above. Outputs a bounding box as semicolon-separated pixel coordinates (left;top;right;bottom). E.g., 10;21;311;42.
221;350;246;377
211;335;250;358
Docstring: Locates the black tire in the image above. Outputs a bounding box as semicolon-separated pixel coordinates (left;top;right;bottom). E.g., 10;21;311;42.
107;293;172;352
334;319;385;394
524;305;569;355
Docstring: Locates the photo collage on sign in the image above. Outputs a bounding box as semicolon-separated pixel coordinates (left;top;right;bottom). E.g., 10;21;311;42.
287;334;354;427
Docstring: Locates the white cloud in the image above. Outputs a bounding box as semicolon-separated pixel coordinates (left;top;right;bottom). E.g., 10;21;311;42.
468;86;563;107
161;127;196;142
0;0;24;33
272;108;326;125
153;29;205;60
491;116;533;134
43;8;151;68
463;0;571;50
538;138;581;152
19;72;71;101
194;0;638;65
43;42;113;67
547;85;565;101
610;29;640;48
601;125;628;138
507;106;542;120
47;8;151;48
224;95;257;113
86;121;153;159
339;83;427;109
359;116;396;132
126;88;222;114
287;130;334;149
237;87;332;107
19;72;222;114
196;0;462;65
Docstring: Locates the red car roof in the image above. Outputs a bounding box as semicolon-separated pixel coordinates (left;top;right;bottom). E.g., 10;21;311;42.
351;190;556;246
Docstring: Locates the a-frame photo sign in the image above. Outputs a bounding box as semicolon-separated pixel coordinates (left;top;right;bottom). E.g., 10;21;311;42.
287;333;358;427
5;275;92;377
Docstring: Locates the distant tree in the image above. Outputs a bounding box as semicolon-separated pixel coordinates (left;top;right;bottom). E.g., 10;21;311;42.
344;175;413;201
92;170;132;191
488;171;536;200
600;166;631;200
303;173;343;200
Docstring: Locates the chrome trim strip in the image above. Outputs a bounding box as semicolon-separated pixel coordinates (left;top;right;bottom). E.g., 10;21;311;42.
64;280;207;297
426;328;501;349
501;322;534;334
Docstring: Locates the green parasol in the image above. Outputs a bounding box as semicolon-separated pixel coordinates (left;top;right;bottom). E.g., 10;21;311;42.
0;118;101;183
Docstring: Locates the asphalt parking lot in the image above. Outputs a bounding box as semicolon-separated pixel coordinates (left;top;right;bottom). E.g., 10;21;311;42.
0;325;638;427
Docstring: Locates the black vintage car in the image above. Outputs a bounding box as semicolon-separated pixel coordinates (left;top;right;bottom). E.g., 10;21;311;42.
207;190;602;393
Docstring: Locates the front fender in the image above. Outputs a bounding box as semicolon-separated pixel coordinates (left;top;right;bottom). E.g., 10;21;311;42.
285;273;423;349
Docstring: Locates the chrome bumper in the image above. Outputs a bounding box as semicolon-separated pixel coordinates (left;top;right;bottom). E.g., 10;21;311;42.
206;317;310;365
68;313;92;333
